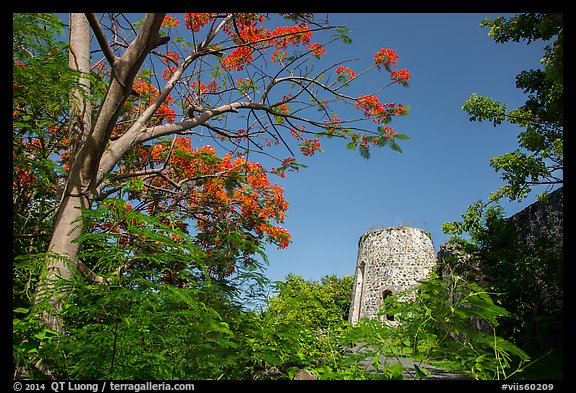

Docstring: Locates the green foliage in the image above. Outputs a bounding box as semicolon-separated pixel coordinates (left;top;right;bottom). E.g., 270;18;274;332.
489;151;550;201
13;14;78;107
441;200;506;243
14;200;259;379
15;13;555;381
12;198;358;379
481;13;563;123
447;203;562;347
16;219;535;381
13;307;59;378
42;283;246;379
258;274;381;380
252;274;361;379
265;273;353;330
462;94;508;126
342;273;530;380
16;195;537;380
12;13;80;259
333;27;353;44
441;196;562;379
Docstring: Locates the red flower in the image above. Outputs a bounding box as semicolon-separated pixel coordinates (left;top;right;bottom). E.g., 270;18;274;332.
394;104;408;115
374;48;399;71
162;51;180;64
355;95;387;123
383;125;397;137
184;13;216;32
336;66;357;79
390;69;411;84
271;23;312;49
281;157;296;166
308;43;326;57
221;46;253;71
161;16;180;29
300;138;321;156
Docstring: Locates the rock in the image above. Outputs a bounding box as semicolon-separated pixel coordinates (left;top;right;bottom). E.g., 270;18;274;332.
293;368;317;380
252;366;281;380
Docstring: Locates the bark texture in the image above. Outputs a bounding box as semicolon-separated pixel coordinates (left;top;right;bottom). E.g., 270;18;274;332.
36;13;92;334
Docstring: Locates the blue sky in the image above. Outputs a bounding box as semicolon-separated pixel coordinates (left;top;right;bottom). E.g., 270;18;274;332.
253;13;552;284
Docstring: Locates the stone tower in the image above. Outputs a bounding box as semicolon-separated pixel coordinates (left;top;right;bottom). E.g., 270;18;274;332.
349;226;437;324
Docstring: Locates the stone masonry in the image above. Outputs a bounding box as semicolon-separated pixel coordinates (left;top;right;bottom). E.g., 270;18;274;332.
507;186;563;256
349;226;437;324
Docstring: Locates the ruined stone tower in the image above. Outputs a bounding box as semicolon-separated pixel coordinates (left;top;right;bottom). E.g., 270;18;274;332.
349;226;437;324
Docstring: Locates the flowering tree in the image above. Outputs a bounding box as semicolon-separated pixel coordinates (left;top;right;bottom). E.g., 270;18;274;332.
13;13;412;336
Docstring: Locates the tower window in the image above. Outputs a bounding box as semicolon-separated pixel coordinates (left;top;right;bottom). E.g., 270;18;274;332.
382;289;394;321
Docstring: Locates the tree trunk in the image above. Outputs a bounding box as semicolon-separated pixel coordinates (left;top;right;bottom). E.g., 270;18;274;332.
38;195;89;332
34;13;92;335
67;13;92;175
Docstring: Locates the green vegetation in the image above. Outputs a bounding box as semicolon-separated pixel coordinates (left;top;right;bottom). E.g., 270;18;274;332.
13;12;562;381
342;272;530;380
13;202;532;380
441;203;563;380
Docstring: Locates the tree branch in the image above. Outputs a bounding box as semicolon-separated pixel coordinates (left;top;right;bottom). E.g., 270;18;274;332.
13;233;51;238
76;260;109;285
140;102;266;143
76;256;142;285
86;13;118;67
96;100;266;187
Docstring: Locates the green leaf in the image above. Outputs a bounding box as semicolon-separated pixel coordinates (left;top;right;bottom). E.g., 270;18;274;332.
34;328;58;341
333;27;353;44
126;178;145;192
388;363;405;380
462;94;508;126
371;354;380;370
375;137;388;147
388;140;403;153
414;364;431;378
14;307;29;314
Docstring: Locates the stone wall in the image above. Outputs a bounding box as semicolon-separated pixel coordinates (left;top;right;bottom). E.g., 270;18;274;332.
349;226;437;324
507;186;563;256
